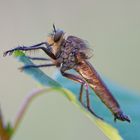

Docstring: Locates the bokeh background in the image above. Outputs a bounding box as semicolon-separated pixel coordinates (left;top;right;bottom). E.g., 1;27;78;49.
0;0;140;139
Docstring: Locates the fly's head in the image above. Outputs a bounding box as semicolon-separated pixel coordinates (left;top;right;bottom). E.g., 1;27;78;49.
52;24;64;42
47;24;65;54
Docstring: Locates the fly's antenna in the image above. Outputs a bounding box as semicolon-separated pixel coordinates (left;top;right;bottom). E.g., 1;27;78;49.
53;24;56;33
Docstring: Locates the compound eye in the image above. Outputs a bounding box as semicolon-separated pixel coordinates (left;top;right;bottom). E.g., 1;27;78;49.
54;30;64;42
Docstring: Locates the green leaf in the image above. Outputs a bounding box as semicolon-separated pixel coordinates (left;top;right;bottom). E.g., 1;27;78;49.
14;51;60;87
55;68;140;140
14;51;123;140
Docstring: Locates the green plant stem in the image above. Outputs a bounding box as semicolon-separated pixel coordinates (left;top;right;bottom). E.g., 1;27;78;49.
12;87;72;134
10;86;122;140
12;88;47;133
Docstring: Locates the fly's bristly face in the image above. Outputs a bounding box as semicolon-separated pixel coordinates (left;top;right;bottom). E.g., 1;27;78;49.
47;24;65;55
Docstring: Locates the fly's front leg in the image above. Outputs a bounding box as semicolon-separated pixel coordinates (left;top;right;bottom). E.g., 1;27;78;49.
3;42;56;60
4;42;45;56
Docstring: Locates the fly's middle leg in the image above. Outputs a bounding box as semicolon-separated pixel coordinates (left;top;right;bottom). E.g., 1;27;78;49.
19;63;56;71
26;56;51;61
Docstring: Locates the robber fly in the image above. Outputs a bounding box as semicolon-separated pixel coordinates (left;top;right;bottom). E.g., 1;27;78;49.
3;25;130;122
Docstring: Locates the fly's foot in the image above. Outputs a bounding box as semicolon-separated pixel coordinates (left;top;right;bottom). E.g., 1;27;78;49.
18;65;35;71
114;111;130;123
87;107;104;120
3;50;14;56
3;46;25;56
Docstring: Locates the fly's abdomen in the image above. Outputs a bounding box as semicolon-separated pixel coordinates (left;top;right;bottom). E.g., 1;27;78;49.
75;60;121;115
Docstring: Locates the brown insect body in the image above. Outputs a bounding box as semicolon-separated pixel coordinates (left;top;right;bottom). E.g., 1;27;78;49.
4;25;130;122
50;34;130;122
75;60;121;113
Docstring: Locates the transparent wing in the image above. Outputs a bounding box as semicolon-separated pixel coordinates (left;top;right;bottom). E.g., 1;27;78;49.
78;38;94;60
67;36;94;60
78;47;94;59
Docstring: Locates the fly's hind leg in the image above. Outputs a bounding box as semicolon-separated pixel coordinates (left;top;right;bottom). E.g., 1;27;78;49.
61;69;103;120
79;84;85;106
61;70;86;106
81;83;104;120
61;70;87;106
84;84;103;120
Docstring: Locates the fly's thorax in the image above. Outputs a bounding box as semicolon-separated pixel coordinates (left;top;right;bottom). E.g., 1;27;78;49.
56;38;80;69
56;48;77;65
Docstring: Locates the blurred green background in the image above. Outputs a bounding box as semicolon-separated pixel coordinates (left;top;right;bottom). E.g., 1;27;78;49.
0;0;140;140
